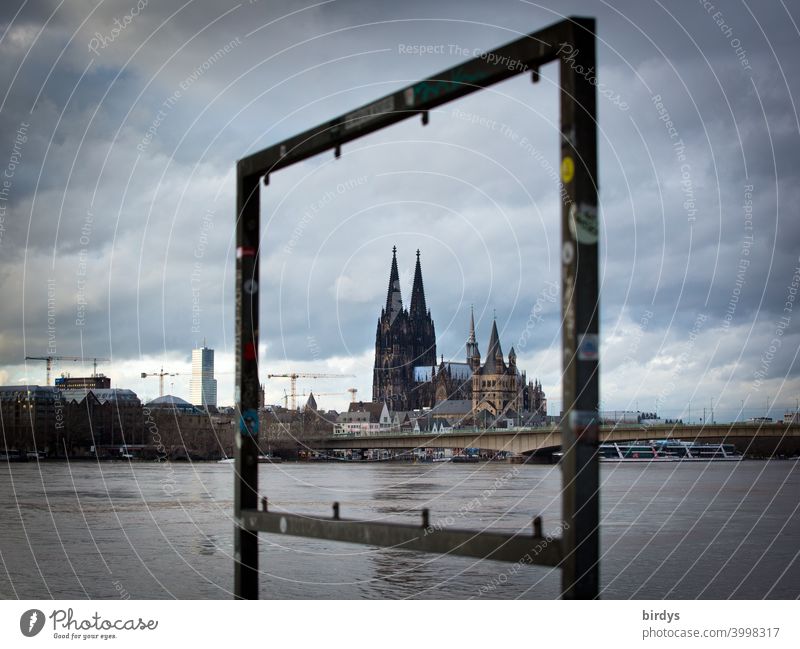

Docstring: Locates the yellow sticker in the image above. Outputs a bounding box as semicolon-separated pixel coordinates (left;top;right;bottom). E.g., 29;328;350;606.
561;156;575;184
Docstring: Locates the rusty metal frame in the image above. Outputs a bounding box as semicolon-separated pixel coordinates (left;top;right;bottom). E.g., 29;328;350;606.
243;501;562;567
235;15;599;599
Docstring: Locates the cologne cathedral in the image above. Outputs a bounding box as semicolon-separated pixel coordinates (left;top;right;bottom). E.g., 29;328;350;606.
372;248;546;418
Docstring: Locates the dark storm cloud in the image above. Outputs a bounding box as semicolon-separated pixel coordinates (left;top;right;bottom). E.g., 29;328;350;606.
0;0;798;414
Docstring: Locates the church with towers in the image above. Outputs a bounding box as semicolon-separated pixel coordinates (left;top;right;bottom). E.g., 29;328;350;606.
372;247;546;420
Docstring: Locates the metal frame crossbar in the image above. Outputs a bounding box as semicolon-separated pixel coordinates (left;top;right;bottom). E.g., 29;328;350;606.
235;15;599;599
243;500;562;568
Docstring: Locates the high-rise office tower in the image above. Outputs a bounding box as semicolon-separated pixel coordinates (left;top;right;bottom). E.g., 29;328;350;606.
190;345;217;408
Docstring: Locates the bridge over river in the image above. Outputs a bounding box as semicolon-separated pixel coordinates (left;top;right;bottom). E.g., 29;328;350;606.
320;422;800;456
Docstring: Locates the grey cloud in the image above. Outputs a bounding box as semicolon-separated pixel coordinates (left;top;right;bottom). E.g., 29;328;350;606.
1;0;798;412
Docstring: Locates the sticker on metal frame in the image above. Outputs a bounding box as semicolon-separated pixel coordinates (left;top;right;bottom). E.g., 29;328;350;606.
568;202;598;245
569;409;598;443
577;333;599;361
239;408;259;437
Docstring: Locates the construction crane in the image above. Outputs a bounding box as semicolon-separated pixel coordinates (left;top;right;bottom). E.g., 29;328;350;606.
267;372;354;411
347;387;358;403
282;390;347;409
140;368;181;398
25;355;109;385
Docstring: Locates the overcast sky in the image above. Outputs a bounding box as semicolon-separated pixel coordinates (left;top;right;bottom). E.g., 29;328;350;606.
0;0;798;419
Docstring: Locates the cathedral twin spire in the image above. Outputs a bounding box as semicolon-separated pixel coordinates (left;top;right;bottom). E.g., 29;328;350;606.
374;247;437;408
374;247;544;415
384;246;428;322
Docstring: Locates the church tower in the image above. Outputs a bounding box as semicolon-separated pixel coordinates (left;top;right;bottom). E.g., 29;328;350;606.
466;305;481;371
409;249;436;369
372;247;435;410
472;317;522;416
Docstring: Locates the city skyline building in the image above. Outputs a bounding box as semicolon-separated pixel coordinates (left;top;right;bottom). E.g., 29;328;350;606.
190;344;217;408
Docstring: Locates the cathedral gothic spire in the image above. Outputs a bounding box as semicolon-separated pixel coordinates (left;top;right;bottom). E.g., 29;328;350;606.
410;249;427;318
385;245;403;322
466;305;481;368
468;305;476;344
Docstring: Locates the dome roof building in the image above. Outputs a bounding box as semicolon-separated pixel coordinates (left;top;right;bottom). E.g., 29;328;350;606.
146;394;198;413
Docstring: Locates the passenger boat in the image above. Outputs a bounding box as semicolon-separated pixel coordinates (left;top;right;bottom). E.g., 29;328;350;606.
451;454;480;463
218;455;283;463
599;440;742;462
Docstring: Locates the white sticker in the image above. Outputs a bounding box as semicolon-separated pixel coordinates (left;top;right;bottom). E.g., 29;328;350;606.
562;240;575;264
569;202;598;245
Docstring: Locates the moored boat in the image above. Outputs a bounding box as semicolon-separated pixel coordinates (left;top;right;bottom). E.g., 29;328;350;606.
599;440;742;462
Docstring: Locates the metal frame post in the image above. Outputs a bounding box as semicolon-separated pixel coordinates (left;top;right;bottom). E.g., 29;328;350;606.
233;16;599;600
234;168;261;599
558;18;600;599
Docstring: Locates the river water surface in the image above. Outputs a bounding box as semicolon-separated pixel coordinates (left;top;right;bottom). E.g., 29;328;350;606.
0;460;798;599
